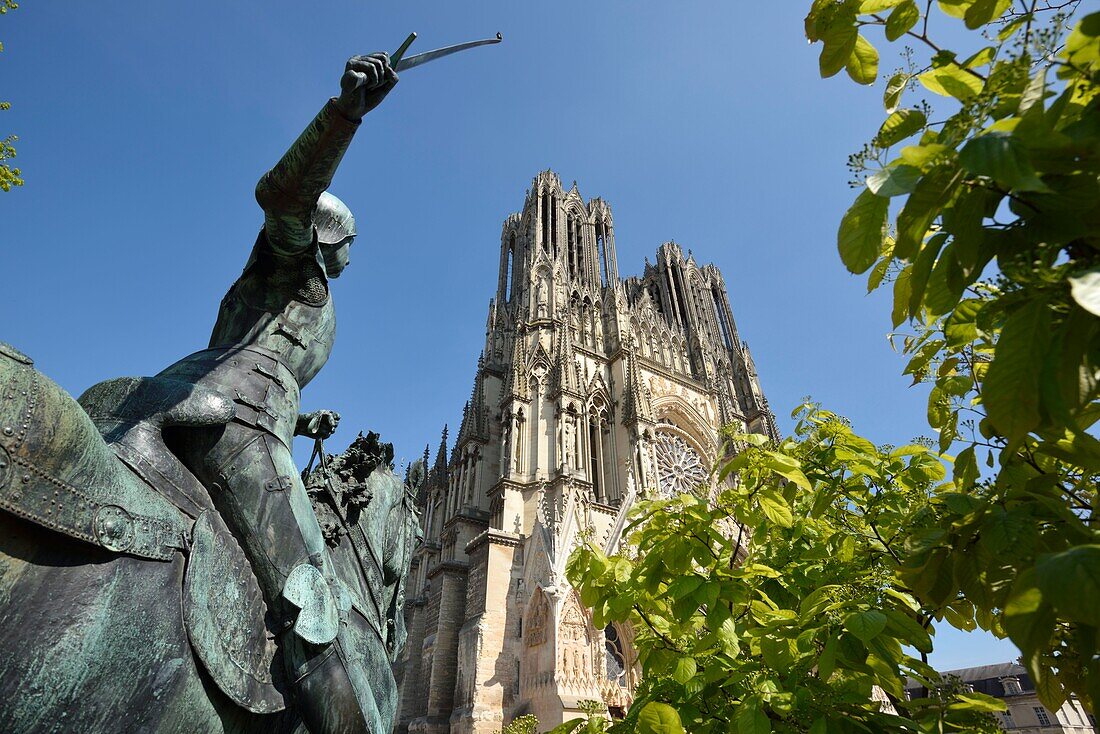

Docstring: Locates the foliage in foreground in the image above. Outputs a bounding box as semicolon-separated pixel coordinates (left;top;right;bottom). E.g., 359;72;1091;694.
804;0;1100;713
569;405;1006;734
498;701;685;734
565;4;1099;729
1;0;21;192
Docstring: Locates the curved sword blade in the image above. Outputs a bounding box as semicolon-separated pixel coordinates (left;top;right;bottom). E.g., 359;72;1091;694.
390;32;418;67
394;33;502;72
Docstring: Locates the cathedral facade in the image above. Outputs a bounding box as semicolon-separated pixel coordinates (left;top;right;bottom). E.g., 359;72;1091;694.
396;171;777;733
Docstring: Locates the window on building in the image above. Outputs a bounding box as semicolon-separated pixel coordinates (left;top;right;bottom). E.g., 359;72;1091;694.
1034;706;1051;726
567;214;577;278
541;193;549;251
505;234;515;301
712;287;734;350
596;222;608;287
1001;710;1015;728
588;419;601;499
604;624;627;687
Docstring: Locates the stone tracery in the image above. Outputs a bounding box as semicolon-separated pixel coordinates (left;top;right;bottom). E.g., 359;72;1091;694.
653;431;708;498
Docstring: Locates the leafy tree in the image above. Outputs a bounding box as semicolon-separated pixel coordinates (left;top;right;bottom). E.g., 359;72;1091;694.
1;0;22;192
569;2;1099;731
569;406;1005;733
804;0;1100;713
497;714;540;734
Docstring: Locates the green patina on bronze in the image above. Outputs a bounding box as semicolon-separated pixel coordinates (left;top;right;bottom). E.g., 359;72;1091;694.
0;48;439;734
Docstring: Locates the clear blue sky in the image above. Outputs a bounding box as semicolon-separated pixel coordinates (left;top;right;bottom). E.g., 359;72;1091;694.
0;1;1014;670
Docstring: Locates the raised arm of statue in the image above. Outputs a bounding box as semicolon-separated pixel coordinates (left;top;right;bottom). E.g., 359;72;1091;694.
254;53;398;257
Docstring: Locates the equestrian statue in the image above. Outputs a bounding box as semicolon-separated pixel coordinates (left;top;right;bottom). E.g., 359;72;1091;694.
0;34;501;733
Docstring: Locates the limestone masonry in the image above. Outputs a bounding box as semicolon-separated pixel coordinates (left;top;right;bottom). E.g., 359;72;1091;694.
395;171;777;733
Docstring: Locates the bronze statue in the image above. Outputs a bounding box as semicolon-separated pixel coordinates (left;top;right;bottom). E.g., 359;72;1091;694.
157;49;401;733
0;34;501;733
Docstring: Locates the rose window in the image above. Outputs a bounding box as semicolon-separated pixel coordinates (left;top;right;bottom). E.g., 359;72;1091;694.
653;432;707;497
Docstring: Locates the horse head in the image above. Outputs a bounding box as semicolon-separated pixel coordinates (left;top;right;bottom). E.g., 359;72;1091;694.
302;432;421;661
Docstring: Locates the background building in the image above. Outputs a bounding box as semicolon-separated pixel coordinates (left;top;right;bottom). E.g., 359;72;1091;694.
905;663;1097;733
395;171;776;733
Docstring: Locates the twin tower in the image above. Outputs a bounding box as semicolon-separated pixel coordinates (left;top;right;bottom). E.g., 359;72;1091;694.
395;171;777;733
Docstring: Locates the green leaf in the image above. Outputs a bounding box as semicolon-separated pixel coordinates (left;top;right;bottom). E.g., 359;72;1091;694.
944;298;982;347
1069;267;1100;317
860;0;905;11
758;487;794;528
1004;570;1056;661
983;301;1051;444
885;0;919;40
958;132;1050;192
907;232;947;317
1036;673;1068;713
838;188;889;274
899;142;949;168
547;721;585;734
717;616;740;656
867;236;894;291
672;655;698;684
817;636;839;680
892;264;912;328
949;692;1007;712
1018;67;1047;119
923;241;965;317
895;166;959;260
998;15;1027;40
1035;546;1100;625
819;17;858;78
844;610;887;641
937;0;976;19
953;445;979;488
735;698;772;734
981;507;1032;555
1064;12;1100;70
918;65;984;100
867;160;921;197
875;108;927;147
636;702;686;734
963;45;996;68
764;450;812;490
963;0;1010;29
884;609;933;653
667;574;705;600
846;34;879;84
883;72;908;112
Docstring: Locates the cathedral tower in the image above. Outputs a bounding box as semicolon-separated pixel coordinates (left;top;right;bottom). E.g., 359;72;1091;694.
396;172;777;734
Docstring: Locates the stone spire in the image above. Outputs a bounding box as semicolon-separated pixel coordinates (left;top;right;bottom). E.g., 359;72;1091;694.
433;425;448;474
502;331;528;403
458;353;490;444
621;339;654;425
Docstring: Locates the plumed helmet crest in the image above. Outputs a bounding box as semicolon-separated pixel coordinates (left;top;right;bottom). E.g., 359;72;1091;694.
312;191;356;246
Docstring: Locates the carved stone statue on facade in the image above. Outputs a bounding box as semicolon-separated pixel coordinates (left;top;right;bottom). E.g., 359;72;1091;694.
562;412;576;471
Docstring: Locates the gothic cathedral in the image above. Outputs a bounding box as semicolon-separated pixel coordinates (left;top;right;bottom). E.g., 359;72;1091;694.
396;172;777;733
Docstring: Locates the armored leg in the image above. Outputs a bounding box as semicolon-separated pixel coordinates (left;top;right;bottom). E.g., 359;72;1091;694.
184;423;381;733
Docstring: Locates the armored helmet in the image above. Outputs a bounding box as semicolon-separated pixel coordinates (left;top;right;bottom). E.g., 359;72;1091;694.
312;191;356;246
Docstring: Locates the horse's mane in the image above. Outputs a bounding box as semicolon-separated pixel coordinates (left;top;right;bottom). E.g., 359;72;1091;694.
302;431;395;546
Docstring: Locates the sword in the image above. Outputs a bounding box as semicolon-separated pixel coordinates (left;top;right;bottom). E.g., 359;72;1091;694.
389;32;503;72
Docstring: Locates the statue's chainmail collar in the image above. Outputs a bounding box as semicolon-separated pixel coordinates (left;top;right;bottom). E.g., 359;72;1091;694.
244;246;330;308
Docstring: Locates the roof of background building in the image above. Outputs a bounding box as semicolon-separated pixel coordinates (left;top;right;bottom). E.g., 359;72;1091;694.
941;663;1027;682
905;663;1032;699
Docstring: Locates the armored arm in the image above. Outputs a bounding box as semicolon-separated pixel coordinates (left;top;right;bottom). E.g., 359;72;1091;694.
295;410;341;439
254;54;397;257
